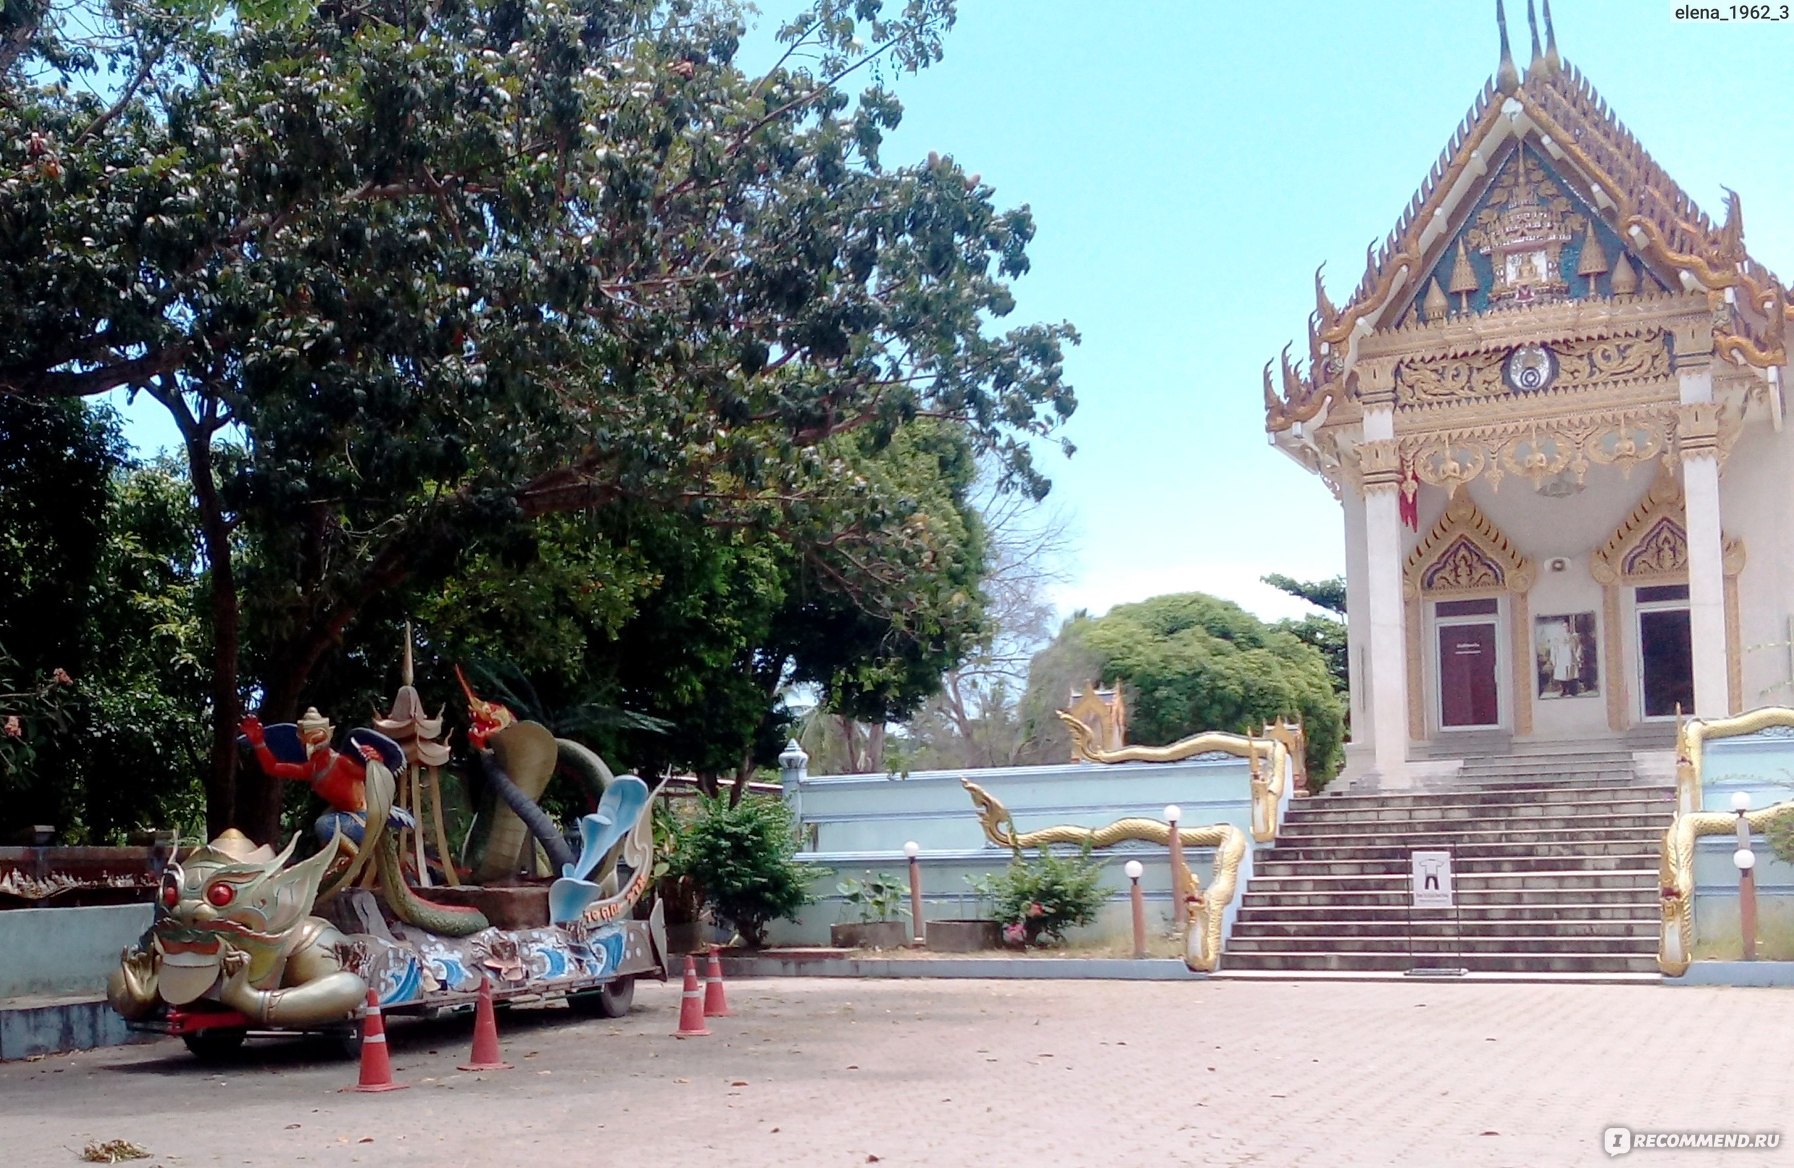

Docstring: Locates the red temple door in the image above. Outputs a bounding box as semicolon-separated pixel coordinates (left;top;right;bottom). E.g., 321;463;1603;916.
1438;622;1500;728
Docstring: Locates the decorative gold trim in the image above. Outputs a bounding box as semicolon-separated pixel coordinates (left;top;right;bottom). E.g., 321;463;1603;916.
1403;407;1675;494
1404;493;1534;598
1725;574;1743;716
959;779;1248;974
1602;584;1628;732
1055;713;1292;843
1591;470;1682;585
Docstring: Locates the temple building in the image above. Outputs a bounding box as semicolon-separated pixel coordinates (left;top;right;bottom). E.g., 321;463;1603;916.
1265;3;1792;787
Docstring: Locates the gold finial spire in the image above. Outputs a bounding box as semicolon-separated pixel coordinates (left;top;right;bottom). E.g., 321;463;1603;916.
1542;0;1561;70
1496;0;1520;93
1610;251;1638;297
402;620;415;687
1526;0;1543;72
1448;239;1480;310
1576;223;1609;294
1423;278;1450;323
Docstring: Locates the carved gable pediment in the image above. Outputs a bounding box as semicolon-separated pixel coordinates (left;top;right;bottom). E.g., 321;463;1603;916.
1591;471;1746;584
1405;493;1533;597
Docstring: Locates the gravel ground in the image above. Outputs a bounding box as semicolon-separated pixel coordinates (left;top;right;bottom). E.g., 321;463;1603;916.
1;977;1787;1167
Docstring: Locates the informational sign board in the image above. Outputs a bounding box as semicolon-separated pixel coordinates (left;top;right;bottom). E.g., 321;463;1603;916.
1410;850;1454;909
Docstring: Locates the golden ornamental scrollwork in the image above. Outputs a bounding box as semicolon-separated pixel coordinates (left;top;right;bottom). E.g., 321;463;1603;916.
1403;492;1532;597
1403;406;1677;494
959;778;1248;974
1393;332;1671;407
1589;470;1745;588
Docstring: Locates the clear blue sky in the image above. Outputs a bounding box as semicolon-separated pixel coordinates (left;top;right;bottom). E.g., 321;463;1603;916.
114;0;1794;622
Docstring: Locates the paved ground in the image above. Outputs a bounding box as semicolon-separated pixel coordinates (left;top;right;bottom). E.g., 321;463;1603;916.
1;978;1787;1167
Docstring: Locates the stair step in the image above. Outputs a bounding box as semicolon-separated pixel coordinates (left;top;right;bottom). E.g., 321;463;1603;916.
1233;903;1657;923
1244;869;1656;893
1224;934;1657;955
1308;783;1669;808
1232;917;1656;937
1219;951;1661;974
1264;840;1660;863
1255;853;1659;877
1240;887;1658;909
1268;827;1667;850
1280;811;1672;833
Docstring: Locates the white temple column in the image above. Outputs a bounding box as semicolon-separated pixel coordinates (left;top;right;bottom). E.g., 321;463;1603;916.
1680;399;1728;718
1675;326;1728;716
1341;481;1374;768
1359;402;1408;780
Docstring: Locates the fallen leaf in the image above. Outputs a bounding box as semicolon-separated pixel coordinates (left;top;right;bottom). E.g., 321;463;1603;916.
770;1127;780;1134
845;1064;859;1070
358;1137;375;1144
867;1157;881;1163
674;1077;690;1084
284;1124;301;1130
731;1080;749;1087
79;1140;150;1163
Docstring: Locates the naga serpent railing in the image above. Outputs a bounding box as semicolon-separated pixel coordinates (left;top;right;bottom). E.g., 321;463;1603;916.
961;778;1248;973
1659;707;1794;975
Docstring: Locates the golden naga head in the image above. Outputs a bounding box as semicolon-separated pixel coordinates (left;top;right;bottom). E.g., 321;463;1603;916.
152;830;339;1003
454;664;516;750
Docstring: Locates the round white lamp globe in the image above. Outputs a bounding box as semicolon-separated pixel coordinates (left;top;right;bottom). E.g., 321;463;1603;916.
1124;860;1144;880
903;840;920;859
1734;848;1757;871
1163;804;1182;823
1731;791;1753;812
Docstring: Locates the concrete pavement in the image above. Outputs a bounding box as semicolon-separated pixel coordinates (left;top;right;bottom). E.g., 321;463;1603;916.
0;978;1785;1167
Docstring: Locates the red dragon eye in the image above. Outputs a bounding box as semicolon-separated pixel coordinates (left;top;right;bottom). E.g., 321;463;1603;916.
205;882;236;908
159;882;179;909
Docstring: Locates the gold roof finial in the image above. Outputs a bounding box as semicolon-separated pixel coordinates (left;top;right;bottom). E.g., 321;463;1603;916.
1423;278;1450;323
1610;251;1639;297
1495;0;1520;93
1448;239;1480;311
1542;0;1561;71
1525;0;1543;76
1576;222;1609;294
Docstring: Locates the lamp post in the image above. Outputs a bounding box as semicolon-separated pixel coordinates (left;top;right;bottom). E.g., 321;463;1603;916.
1125;860;1147;959
904;840;924;947
1163;805;1185;929
1732;792;1757;961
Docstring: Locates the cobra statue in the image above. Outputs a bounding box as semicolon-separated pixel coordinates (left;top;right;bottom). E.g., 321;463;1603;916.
960;778;1247;973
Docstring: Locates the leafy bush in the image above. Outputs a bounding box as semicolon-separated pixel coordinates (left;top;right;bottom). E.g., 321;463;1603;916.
679;794;815;947
992;844;1108;946
835;872;909;923
1766;809;1794;867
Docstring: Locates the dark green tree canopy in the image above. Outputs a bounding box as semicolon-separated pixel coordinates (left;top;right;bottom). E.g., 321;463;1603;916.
1019;592;1345;784
0;0;1075;838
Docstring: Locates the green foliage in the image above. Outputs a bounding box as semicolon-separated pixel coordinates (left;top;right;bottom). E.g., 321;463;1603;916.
0;0;1074;836
835;871;909;923
1262;574;1347;615
1020;593;1347;785
0;400;208;842
679;793;815;947
992;844;1107;946
1766;809;1794;868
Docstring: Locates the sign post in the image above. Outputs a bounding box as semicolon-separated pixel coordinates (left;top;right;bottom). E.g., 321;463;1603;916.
1404;848;1467;977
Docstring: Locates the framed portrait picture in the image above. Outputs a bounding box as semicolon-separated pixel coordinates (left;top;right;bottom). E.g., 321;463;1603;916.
1535;612;1598;699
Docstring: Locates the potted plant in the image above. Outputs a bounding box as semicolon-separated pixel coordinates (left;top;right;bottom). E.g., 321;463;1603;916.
829;871;910;949
922;873;1004;952
681;793;814;948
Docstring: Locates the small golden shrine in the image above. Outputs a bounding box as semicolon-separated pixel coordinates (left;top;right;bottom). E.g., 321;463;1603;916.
1065;681;1127;759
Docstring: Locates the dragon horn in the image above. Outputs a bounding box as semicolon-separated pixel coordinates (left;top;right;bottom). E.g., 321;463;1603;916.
454;663;482;709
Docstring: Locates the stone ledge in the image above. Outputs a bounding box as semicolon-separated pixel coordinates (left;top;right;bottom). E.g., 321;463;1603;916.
717;951;1205;981
0;994;160;1061
1663;961;1794;987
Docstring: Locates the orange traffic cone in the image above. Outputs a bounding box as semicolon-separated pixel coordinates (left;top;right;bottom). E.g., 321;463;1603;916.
344;990;408;1093
672;954;710;1037
457;976;513;1071
703;946;733;1018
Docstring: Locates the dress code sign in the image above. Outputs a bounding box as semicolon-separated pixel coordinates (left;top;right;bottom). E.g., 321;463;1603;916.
1410;850;1454;909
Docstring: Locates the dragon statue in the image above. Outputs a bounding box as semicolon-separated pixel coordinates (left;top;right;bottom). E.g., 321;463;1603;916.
109;661;665;1054
960;779;1246;973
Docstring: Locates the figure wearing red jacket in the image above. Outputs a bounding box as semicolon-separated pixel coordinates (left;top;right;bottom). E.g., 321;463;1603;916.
241;708;411;845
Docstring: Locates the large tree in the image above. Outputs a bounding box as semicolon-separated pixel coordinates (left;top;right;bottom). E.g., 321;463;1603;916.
1017;593;1345;784
0;0;1075;839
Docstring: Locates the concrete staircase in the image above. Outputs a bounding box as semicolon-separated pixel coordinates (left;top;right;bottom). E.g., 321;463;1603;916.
1223;746;1675;975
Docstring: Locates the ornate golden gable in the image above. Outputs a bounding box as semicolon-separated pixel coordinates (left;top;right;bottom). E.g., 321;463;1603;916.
1403;492;1534;597
1590;471;1746;584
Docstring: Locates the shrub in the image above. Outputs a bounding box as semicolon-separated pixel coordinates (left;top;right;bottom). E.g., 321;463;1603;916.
679;794;814;947
1766;809;1794;867
992;844;1108;946
835;871;909;923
